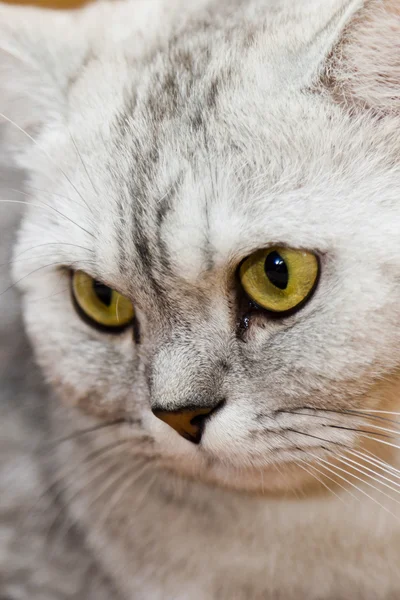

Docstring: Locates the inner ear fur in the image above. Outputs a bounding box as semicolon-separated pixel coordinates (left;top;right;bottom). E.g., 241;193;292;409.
323;0;400;114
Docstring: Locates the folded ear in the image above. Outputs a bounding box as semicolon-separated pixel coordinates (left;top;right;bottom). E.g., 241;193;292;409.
0;3;90;149
325;0;400;114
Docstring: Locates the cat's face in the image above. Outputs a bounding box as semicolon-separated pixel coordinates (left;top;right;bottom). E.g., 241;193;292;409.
2;0;400;493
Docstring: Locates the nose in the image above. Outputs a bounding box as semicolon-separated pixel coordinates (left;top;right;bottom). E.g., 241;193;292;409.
152;406;217;444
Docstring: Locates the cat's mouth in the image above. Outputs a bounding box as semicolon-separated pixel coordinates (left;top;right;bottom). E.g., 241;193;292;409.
146;399;399;496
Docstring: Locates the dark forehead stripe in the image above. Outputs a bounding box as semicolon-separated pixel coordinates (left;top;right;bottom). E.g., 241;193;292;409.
127;145;179;307
109;98;182;306
109;108;164;298
115;90;139;140
201;134;217;273
116;197;129;275
106;134;133;276
139;32;229;130
106;2;272;298
154;183;179;277
129;175;167;301
132;208;169;305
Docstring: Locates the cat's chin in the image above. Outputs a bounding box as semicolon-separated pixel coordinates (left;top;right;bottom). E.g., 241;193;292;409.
162;452;332;498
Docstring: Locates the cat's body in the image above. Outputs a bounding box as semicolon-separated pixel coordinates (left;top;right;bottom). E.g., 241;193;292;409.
1;0;400;598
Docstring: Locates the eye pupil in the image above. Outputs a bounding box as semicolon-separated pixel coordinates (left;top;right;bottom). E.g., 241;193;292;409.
93;281;113;307
264;251;289;290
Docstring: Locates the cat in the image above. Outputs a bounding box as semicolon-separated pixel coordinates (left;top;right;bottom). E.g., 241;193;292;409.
1;0;400;598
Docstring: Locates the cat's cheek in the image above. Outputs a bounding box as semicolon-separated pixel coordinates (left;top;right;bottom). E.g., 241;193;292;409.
19;283;138;416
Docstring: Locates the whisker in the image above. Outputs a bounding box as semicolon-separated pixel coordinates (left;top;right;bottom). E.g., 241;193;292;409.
336;417;400;437
0;254;84;272
31;273;96;304
22;264;134;304
54;457;157;546
30;284;74;304
336;455;400;496
327;424;396;440
361;448;400;476
318;456;400;508
0;242;92;268
156;183;176;207
23;439;132;527
0;258;95;297
280;407;400;429
50;445;158;522
97;461;156;526
356;433;400;452
13;184;125;224
297;459;347;504
342;410;400;427
315;458;400;522
68;129;99;196
300;459;358;500
86;463;137;513
258;466;266;495
7;186;89;214
126;471;158;514
0;198;94;238
23;185;76;203
271;461;304;499
285;428;348;447
0;112;94;216
350;409;400;415
280;407;400;440
46;457;128;544
348;449;400;483
46;419;126;447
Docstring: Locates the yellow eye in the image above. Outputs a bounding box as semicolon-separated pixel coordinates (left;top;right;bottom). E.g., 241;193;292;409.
72;271;135;330
239;247;319;314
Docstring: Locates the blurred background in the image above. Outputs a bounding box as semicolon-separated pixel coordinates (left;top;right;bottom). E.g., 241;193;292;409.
0;0;92;393
4;0;88;8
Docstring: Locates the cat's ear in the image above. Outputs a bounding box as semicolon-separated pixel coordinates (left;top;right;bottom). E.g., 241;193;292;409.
325;0;400;114
0;4;90;147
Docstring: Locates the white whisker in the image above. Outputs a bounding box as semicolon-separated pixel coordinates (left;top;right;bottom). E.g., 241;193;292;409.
362;448;400;475
0;111;94;216
8;186;88;213
128;472;157;514
0;260;91;297
337;454;400;495
349;449;400;481
68;128;99;196
300;459;357;500
315;458;400;522
297;459;347;504
0;242;92;268
353;410;400;416
0;198;94;238
90;463;138;514
45;456;125;543
21;439;131;529
354;422;400;437
357;433;400;452
318;456;400;508
272;462;303;499
98;462;155;526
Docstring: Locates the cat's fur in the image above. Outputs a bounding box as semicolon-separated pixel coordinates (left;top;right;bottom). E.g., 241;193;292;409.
1;0;400;598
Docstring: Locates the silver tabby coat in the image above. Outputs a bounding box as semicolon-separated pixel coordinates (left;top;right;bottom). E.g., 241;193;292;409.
1;0;400;598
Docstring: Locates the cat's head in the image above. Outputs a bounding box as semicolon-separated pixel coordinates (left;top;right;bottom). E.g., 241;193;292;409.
1;0;400;494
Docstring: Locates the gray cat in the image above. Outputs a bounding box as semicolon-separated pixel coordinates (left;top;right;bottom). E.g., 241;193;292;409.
1;0;400;598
